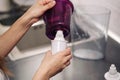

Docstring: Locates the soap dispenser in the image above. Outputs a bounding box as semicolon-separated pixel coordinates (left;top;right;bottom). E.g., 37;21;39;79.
104;64;120;80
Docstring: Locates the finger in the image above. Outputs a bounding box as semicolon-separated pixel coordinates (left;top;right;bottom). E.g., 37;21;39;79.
62;61;71;69
64;54;72;63
43;0;55;5
65;54;72;61
45;50;52;57
43;0;56;10
61;48;71;56
65;61;71;67
65;48;71;56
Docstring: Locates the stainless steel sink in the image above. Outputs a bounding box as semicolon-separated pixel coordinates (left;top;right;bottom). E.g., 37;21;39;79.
1;1;119;80
9;20;52;60
7;37;120;80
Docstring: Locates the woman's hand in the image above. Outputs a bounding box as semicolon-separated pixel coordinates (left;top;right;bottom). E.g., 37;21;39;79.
20;0;56;26
33;48;72;80
26;0;56;19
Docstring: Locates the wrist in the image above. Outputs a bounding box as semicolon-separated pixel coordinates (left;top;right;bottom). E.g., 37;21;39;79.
33;67;50;80
39;68;50;79
18;13;32;27
14;11;38;29
39;72;49;80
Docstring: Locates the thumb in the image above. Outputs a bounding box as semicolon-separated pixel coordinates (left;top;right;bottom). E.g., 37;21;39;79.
45;50;52;57
43;1;56;11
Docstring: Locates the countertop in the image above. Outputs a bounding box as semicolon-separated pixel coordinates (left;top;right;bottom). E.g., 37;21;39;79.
54;36;120;80
7;37;120;80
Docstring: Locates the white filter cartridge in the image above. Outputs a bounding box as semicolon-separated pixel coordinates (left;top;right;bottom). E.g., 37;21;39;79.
51;30;67;54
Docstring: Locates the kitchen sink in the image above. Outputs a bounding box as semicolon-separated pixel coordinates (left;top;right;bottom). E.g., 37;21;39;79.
17;23;50;52
0;6;52;60
0;11;52;60
0;4;118;62
0;16;105;61
9;20;52;60
7;37;120;80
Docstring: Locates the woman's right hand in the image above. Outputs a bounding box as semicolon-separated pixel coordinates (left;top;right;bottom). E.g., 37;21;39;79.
32;48;72;80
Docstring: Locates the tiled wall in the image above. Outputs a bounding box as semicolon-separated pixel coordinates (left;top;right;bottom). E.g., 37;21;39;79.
105;0;120;35
71;0;120;43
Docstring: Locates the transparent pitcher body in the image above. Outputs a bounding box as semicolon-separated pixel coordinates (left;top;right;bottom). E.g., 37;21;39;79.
70;5;111;60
